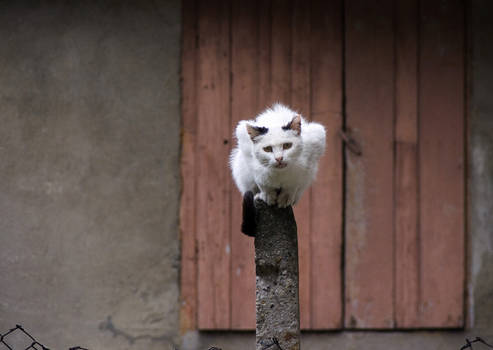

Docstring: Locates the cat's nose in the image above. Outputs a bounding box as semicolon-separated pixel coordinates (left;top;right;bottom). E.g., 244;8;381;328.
275;156;283;162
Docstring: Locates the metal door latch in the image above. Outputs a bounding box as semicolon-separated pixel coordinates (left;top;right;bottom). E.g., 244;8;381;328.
338;129;362;156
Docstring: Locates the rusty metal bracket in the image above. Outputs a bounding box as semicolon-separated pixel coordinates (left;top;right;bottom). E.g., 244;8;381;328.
338;129;362;156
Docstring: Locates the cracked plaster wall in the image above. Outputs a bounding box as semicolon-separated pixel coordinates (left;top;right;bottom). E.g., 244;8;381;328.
0;1;181;349
469;0;493;333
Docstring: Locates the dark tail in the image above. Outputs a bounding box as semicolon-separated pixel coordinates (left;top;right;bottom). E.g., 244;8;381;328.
241;191;256;237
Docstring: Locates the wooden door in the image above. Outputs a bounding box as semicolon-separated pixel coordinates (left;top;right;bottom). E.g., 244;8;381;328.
180;0;465;331
344;0;465;328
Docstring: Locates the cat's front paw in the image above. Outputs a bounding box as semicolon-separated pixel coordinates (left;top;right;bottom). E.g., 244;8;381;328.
277;191;295;208
255;192;277;206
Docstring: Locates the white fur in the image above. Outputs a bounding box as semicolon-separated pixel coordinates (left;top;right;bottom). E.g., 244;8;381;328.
230;103;326;208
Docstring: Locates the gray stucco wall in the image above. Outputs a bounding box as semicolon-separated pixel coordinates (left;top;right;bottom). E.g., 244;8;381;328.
469;0;493;334
0;1;181;349
0;1;492;350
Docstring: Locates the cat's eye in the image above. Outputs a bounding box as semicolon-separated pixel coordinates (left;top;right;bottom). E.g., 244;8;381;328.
283;143;292;150
263;146;273;152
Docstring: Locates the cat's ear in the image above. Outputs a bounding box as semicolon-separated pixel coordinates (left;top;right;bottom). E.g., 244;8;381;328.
246;124;268;142
282;115;302;135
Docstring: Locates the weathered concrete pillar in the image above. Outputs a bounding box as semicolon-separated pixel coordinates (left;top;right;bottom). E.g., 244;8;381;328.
254;200;300;350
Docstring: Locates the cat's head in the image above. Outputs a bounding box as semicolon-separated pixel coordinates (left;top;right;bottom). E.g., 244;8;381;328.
246;115;302;170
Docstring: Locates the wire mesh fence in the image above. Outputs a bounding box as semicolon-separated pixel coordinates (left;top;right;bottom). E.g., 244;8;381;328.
0;325;88;350
461;338;493;350
1;323;492;350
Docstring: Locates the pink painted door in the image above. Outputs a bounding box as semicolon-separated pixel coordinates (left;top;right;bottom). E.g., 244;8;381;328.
180;0;465;331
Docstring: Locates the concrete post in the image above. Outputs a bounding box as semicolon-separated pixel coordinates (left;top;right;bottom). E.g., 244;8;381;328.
254;200;300;350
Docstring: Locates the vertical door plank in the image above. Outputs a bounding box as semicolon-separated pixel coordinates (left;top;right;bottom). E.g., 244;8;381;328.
257;1;272;108
309;0;343;329
394;0;419;328
344;0;395;328
196;0;232;329
270;0;292;105
230;0;257;329
291;0;312;330
395;144;419;327
419;0;465;328
180;0;198;333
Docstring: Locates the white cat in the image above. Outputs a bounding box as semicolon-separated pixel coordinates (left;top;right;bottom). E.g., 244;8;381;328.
230;103;326;209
